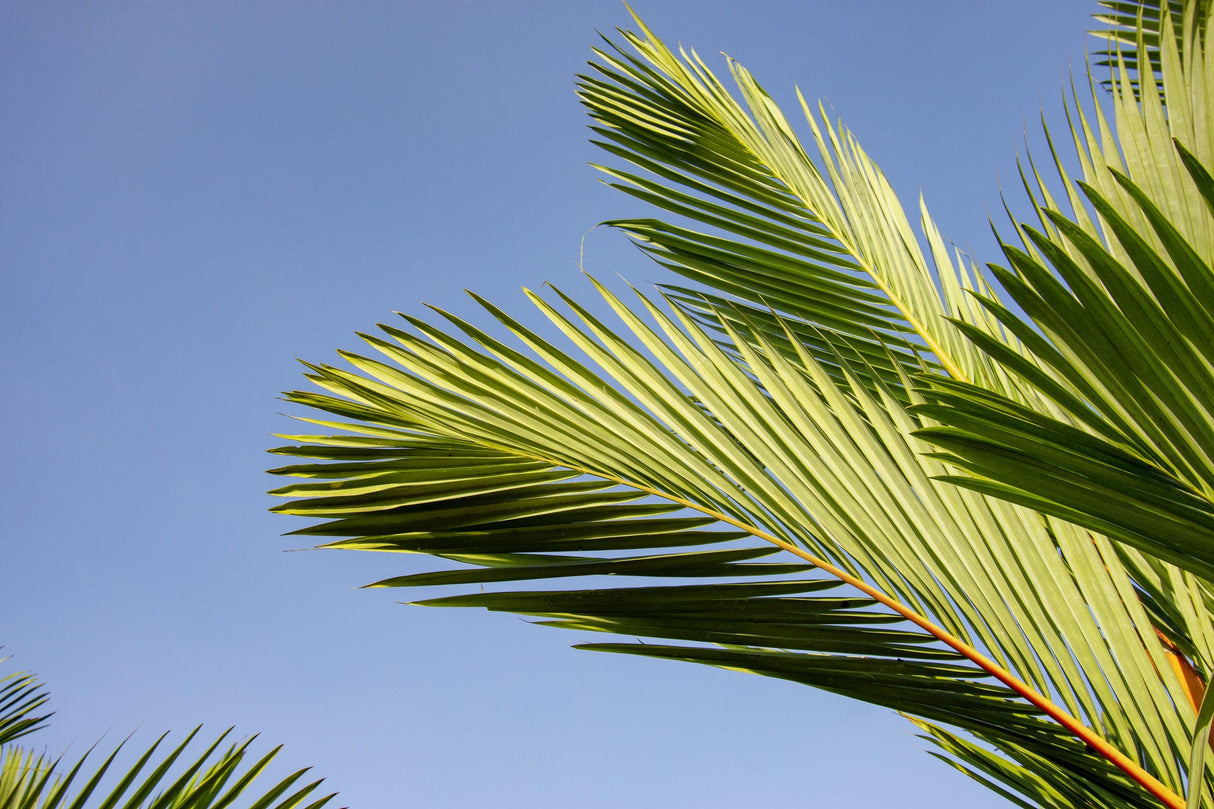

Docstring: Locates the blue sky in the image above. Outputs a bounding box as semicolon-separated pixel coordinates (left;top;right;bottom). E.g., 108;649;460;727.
3;3;1099;807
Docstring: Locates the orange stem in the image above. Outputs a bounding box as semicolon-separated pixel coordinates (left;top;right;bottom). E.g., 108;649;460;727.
485;448;1187;809
584;467;1187;809
765;533;1185;809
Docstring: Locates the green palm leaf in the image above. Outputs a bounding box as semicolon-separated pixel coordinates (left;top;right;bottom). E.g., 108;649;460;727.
0;661;50;748
272;3;1214;807
0;728;336;809
913;156;1214;583
1091;1;1210;92
272;276;1195;806
915;4;1214;644
0;658;337;809
578;16;1026;398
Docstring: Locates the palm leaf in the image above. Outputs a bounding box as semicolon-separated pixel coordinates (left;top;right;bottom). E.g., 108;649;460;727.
271;4;1214;808
1091;1;1211;92
0;660;50;747
577;15;1030;398
0;728;336;809
1018;0;1212;271
0;656;337;809
915;139;1214;604
272;277;1194;807
910;8;1214;804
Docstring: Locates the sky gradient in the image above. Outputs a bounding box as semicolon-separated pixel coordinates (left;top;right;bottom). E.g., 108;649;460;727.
3;3;1100;807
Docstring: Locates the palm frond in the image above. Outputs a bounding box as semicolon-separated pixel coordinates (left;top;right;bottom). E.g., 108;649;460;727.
909;9;1214;805
0;658;51;747
1022;0;1213;270
1091;1;1211;92
915;132;1214;609
272;4;1214;807
0;727;337;809
578;15;1030;398
272;276;1196;806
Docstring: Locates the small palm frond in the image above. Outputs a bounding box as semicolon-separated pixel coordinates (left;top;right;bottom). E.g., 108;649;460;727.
0;658;51;747
0;727;337;809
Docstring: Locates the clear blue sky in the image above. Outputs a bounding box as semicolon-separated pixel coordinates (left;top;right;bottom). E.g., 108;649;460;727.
2;3;1098;807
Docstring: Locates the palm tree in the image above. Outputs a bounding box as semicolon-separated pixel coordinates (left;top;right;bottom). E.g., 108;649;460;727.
0;656;338;809
268;1;1214;806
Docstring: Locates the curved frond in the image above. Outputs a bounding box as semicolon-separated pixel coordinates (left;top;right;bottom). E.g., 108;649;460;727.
272;277;1197;807
578;16;1029;397
273;4;1214;808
